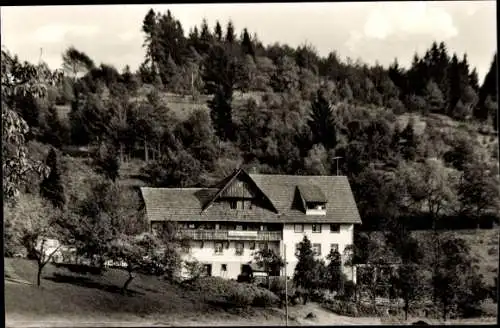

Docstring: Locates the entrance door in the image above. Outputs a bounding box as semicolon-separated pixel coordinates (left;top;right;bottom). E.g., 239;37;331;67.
204;264;212;277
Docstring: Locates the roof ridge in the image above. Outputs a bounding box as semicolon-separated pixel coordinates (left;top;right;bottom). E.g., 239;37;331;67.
141;187;215;190
249;174;348;178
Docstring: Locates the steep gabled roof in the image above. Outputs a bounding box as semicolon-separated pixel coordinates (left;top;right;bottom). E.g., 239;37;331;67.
248;174;361;223
140;171;362;224
201;168;279;214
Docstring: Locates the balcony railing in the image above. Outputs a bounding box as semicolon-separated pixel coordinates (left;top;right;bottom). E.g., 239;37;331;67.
176;229;282;241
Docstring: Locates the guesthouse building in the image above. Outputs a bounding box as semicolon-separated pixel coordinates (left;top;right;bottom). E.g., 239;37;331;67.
139;169;362;280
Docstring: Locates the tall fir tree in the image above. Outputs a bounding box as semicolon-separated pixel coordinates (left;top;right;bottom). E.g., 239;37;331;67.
308;89;337;150
142;9;161;78
209;87;235;142
476;53;497;121
225;20;236;44
325;247;343;293
424;80;445;114
240;28;255;58
39;148;66;209
214;21;223;42
293;235;323;304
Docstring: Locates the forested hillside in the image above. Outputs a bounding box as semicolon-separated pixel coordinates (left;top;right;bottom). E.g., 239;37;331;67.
3;8;499;236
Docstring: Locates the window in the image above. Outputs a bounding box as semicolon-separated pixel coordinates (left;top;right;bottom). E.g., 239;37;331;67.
188;223;196;229
312;224;322;233
312;243;322;256
294;224;304;233
230;200;237;209
235;242;244;256
236;225;243;231
249;242;256;250
330;243;339;253
215;224;220;230
215;242;223;255
330;224;340;233
260;225;268;231
221;264;227;272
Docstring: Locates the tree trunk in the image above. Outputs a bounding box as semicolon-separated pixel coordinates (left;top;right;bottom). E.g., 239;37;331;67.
404;299;409;321
144;138;149;162
37;264;44;287
122;271;135;294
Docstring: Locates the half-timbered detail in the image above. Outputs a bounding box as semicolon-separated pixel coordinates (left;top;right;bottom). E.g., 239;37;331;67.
140;168;362;280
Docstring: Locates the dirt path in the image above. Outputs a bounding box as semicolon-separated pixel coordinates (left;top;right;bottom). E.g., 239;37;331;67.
6;303;382;327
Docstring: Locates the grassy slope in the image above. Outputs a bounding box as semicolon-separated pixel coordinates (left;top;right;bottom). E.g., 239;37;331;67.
5;258;496;326
6;259;381;326
5;258;283;325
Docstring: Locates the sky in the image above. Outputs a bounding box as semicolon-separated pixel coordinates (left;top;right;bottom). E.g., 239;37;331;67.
1;2;497;82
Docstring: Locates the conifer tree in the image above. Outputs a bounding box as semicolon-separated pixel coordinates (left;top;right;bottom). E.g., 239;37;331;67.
293;235;318;304
476;53;497;121
209;87;235;141
308;89;337;150
241;28;255;58
40;148;65;209
225;20;236;44
424;80;445;114
326;247;343;293
399;118;418;161
214;21;223;42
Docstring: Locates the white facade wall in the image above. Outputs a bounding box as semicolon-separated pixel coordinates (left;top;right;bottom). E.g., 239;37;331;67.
179;223;356;282
281;223;356;282
182;240;280;279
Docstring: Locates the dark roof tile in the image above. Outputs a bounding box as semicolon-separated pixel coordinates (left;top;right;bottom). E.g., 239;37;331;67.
140;173;362;224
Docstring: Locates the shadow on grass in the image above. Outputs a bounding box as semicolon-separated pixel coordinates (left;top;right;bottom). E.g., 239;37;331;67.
45;273;144;296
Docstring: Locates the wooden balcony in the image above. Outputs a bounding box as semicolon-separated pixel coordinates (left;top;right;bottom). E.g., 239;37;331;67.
176;229;282;241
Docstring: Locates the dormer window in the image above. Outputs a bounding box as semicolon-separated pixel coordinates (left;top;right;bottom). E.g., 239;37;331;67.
306;202;326;211
297;184;327;215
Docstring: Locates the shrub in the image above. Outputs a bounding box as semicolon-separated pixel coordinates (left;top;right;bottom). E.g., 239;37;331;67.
269;277;296;300
226;288;254;307
342;280;357;300
322;300;359;317
185;276;279;308
252;289;280;307
183;259;206;282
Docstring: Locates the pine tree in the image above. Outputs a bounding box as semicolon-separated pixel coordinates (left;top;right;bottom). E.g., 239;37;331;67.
142;9;161;76
326;248;343;293
308;89;337;150
214;21;223;42
40;148;66;209
476;53;497;121
94;143;120;182
399;118;418;160
424;80;445;114
209;87;235;141
241;28;255;58
468;68;480;91
225;20;236;44
293;235;318;304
